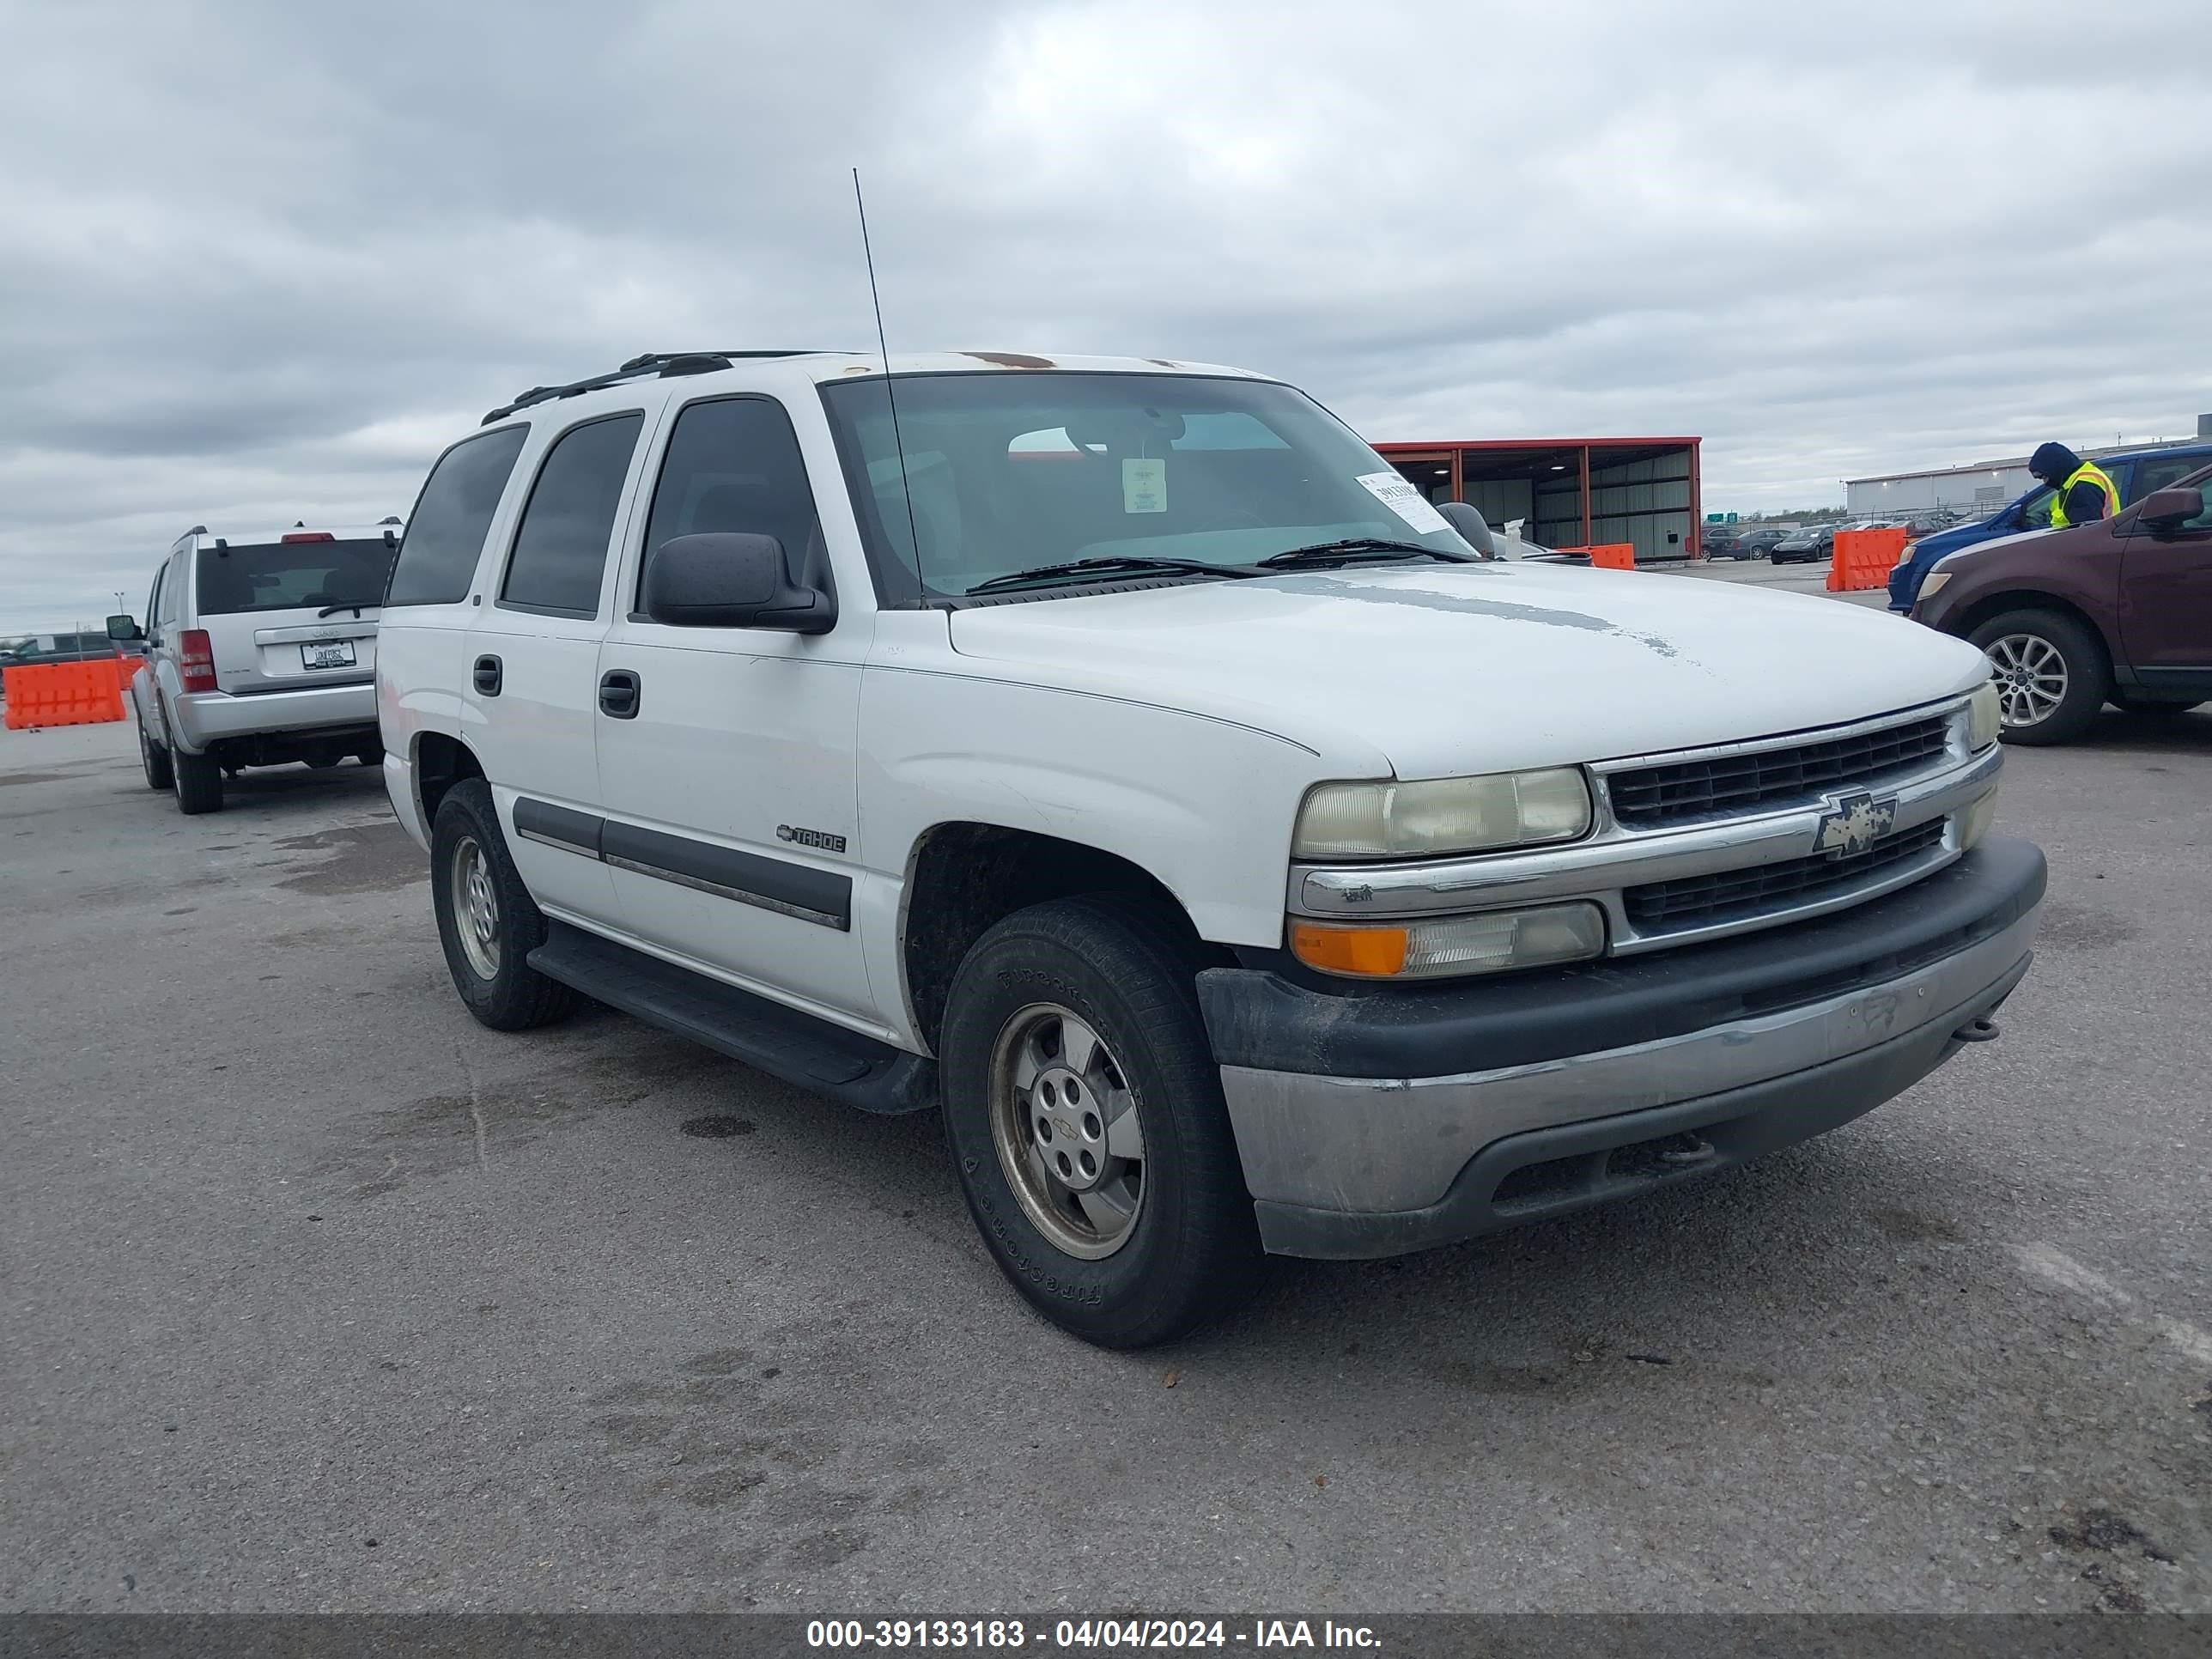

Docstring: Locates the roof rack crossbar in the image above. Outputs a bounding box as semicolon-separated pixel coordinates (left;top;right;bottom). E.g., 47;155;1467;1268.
481;350;852;425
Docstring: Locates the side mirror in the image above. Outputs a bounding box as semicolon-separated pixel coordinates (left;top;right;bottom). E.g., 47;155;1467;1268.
1435;500;1498;558
2136;487;2203;532
106;614;143;641
641;533;835;633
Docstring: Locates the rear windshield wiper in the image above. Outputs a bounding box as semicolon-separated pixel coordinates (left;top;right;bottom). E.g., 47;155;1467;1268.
964;556;1261;596
317;601;374;618
1256;538;1473;569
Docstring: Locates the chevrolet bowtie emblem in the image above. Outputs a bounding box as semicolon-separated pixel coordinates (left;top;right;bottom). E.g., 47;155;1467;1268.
1814;790;1898;858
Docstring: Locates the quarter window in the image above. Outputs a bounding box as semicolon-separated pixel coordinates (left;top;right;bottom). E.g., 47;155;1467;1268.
639;398;824;610
502;412;646;616
388;424;531;607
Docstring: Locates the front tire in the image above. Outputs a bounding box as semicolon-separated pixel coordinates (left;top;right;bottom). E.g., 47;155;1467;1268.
939;896;1263;1349
138;718;173;791
429;779;575;1031
171;744;222;814
1970;608;2111;746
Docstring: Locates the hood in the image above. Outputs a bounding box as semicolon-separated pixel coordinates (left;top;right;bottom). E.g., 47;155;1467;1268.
2029;441;2080;484
947;563;1990;779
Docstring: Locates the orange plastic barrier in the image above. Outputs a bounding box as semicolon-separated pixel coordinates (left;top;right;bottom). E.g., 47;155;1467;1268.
1828;527;1910;592
2;659;131;729
1555;544;1639;569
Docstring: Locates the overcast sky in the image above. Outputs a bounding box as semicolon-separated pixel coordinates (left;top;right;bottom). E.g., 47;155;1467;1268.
3;0;2207;628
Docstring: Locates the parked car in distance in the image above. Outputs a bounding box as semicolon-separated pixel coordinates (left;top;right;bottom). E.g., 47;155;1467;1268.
1702;526;1776;561
1769;529;1828;564
379;346;2041;1348
1889;443;2212;613
0;631;134;668
1911;461;2212;744
117;520;404;813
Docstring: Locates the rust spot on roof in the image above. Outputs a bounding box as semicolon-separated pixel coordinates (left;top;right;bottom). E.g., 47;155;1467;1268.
966;351;1054;369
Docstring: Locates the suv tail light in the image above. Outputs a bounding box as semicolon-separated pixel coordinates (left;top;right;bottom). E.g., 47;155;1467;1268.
179;629;218;692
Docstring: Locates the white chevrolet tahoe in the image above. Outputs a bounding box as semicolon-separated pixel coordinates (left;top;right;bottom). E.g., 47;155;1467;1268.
378;349;2043;1348
121;520;404;812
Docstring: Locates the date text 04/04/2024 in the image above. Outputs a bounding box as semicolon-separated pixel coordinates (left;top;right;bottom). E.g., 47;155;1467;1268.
804;1620;1382;1650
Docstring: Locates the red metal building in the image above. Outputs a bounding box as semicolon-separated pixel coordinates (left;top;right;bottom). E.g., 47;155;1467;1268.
1375;437;1704;562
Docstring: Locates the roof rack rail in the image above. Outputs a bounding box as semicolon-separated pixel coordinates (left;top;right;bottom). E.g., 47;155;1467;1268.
480;350;849;425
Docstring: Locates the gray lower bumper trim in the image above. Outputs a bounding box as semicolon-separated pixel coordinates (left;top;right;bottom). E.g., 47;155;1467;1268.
1220;908;2036;1224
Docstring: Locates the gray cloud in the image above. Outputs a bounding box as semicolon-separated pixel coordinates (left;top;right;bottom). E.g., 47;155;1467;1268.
3;0;2207;627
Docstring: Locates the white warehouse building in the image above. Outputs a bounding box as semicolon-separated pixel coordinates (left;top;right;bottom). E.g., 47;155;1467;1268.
1844;416;2212;518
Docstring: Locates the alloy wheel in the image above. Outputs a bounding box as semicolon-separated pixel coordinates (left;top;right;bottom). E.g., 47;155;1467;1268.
988;1003;1147;1260
1984;633;2068;728
450;836;502;980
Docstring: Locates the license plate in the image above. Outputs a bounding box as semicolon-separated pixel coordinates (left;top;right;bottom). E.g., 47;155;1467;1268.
301;641;356;670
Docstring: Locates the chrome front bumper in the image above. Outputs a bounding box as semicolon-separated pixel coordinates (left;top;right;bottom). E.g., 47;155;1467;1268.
1208;842;2042;1259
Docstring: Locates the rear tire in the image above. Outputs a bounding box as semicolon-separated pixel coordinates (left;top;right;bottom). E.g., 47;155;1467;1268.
1970;608;2110;747
939;896;1263;1349
171;745;223;814
429;778;575;1031
138;718;173;791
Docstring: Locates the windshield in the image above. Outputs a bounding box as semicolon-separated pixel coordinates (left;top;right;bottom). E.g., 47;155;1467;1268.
819;373;1468;600
193;538;398;616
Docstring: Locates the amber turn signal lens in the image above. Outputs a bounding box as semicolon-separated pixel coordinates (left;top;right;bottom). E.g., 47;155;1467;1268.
1289;921;1409;977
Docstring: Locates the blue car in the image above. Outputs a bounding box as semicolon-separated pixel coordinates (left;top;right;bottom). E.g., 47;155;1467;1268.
1887;442;2212;612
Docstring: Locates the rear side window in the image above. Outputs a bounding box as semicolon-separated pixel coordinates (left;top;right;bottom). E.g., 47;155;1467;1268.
387;424;531;606
193;538;400;617
501;412;646;616
158;551;185;625
640;397;823;606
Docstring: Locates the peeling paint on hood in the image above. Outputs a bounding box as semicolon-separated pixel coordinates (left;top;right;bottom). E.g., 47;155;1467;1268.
946;562;1989;780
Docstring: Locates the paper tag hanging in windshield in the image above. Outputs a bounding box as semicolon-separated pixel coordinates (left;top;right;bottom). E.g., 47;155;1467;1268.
1356;471;1451;536
1123;459;1168;514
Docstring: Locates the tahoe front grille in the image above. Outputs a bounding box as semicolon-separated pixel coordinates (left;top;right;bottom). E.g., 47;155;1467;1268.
1622;818;1946;931
1607;714;1950;829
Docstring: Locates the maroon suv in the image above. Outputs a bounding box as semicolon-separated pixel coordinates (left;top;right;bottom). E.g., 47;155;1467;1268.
1911;462;2212;744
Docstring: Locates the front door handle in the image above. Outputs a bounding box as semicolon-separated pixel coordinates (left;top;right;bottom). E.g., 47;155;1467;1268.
599;669;641;720
472;654;502;697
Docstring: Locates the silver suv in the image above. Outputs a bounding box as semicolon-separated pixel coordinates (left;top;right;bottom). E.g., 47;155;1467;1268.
118;520;404;814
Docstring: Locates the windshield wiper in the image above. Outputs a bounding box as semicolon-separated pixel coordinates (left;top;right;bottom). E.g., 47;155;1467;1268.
964;556;1260;596
317;601;374;618
1256;538;1474;569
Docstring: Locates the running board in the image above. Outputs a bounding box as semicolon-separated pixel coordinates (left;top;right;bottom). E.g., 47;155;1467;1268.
527;921;937;1116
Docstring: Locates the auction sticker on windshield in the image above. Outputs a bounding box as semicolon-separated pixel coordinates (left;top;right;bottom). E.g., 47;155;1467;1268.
1123;458;1167;514
1356;471;1450;535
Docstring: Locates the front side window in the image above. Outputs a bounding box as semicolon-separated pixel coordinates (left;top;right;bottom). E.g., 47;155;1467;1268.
2021;489;2057;529
193;538;399;617
820;373;1465;601
387;424;530;607
640;397;824;608
501;412;646;616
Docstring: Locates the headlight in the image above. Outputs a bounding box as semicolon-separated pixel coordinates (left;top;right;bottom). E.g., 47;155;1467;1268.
1966;682;2001;750
1293;769;1591;860
1918;570;1954;600
1290;902;1607;980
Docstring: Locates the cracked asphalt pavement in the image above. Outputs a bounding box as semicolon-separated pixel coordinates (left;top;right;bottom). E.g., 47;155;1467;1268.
3;702;2209;1614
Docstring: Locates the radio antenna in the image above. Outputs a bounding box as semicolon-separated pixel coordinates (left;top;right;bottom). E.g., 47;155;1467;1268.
853;168;926;594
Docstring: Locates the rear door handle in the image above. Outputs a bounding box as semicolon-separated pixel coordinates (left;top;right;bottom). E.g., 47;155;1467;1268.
472;654;502;696
599;669;640;720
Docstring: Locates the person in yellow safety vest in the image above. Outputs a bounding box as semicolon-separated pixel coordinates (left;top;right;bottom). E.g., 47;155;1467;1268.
2028;442;2121;528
